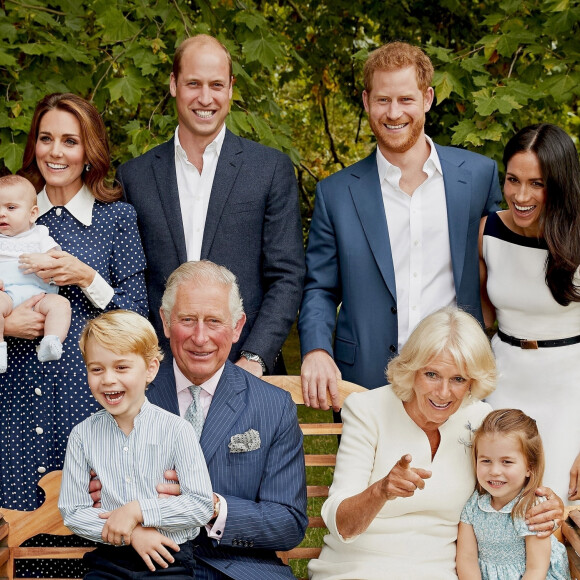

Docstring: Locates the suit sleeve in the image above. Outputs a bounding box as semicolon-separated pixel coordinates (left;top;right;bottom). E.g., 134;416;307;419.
483;160;502;215
239;153;305;372
298;180;342;358
218;391;308;551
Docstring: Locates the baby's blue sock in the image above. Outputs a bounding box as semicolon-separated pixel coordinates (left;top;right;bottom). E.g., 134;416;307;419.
38;335;63;362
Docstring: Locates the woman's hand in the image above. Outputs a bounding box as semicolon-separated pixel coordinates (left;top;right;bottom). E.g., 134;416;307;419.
569;451;580;501
3;294;46;339
378;454;432;501
525;487;564;538
20;250;95;288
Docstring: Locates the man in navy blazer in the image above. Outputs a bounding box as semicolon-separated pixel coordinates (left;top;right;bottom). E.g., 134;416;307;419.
147;261;307;580
116;34;304;376
299;42;502;407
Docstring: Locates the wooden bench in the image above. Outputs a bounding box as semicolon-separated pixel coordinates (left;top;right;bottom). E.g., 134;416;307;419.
0;376;365;580
562;506;580;580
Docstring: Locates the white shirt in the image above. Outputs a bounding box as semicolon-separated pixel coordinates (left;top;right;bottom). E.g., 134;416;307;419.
377;137;456;350
37;185;114;310
173;361;228;541
174;124;226;261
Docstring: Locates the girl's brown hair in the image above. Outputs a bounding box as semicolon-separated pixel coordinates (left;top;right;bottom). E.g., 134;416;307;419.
20;93;121;203
472;409;544;521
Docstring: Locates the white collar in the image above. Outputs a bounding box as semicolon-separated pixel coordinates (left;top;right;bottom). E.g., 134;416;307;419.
174;124;226;164
37;184;95;226
173;359;225;398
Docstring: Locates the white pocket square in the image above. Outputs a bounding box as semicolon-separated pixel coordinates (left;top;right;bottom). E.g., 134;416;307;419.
228;429;261;453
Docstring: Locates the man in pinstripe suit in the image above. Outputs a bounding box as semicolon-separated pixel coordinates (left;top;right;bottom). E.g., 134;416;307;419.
147;261;307;580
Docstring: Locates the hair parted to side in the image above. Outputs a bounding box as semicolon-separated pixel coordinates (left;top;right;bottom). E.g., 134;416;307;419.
161;260;244;327
79;310;163;368
19;93;121;203
387;307;496;402
0;174;37;206
172;34;233;80
363;42;434;93
503;123;580;306
472;409;544;521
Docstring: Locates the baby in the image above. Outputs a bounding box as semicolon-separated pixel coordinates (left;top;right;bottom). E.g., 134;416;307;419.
0;174;71;372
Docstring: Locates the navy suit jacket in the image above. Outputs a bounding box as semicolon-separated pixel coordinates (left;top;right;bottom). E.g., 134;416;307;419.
146;361;308;580
116;130;305;371
298;145;502;389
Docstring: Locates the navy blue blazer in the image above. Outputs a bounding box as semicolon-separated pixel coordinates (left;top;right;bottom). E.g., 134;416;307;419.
146;361;308;580
298;145;502;389
116;130;305;371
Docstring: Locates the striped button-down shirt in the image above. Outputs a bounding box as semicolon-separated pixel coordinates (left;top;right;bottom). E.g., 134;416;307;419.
59;398;213;545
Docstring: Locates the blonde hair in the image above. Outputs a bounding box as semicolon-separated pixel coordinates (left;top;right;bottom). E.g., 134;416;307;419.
161;260;244;327
472;409;545;521
363;42;434;93
0;175;37;207
79;310;163;368
387;307;496;402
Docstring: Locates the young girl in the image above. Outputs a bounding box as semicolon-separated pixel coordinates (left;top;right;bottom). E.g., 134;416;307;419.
457;409;570;580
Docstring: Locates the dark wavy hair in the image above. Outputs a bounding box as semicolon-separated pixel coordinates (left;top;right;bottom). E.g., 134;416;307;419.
19;93;121;203
504;123;580;305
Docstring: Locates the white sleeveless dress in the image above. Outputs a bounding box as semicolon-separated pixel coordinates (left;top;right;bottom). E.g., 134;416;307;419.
484;211;580;503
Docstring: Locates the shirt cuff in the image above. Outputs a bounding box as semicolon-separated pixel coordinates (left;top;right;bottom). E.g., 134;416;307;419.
82;272;114;309
206;493;227;542
138;498;162;528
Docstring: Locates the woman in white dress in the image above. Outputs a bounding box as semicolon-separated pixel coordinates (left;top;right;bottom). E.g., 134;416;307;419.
308;308;562;580
480;123;580;504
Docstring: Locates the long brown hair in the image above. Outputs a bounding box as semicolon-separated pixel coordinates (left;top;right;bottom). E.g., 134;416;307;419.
19;93;121;203
472;409;544;521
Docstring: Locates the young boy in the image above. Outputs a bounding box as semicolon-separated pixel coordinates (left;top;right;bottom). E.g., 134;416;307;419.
0;174;71;372
58;310;213;579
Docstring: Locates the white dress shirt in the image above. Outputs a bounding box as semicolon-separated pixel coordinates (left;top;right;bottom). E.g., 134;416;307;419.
174;124;226;261
377;137;456;350
173;361;228;541
37;185;114;309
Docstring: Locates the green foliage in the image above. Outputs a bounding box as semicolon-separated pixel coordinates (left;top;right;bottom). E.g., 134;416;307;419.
1;0;579;212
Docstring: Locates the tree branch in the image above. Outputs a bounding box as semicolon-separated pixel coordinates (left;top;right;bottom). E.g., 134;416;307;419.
6;0;66;15
319;82;344;169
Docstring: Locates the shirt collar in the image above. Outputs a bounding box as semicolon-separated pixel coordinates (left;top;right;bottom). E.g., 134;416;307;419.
376;135;442;186
174;124;226;165
37;184;95;226
173;359;225;398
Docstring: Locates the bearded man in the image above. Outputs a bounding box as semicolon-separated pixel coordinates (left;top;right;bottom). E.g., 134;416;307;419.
299;42;501;407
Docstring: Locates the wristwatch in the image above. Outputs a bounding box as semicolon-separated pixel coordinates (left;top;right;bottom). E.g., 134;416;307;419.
240;350;267;374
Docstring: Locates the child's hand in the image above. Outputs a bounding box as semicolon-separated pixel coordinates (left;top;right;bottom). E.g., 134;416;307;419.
99;500;143;545
130;525;179;572
19;253;55;273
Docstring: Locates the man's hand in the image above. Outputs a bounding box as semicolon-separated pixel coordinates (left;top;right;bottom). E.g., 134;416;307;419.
156;470;181;498
569;451;580;501
130;525;179;572
99;500;143;545
3;294;46;339
88;471;102;507
235;357;263;377
525;487;564;538
300;349;342;411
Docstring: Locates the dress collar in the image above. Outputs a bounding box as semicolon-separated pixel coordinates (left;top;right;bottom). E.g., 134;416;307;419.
37;184;95;226
477;491;521;513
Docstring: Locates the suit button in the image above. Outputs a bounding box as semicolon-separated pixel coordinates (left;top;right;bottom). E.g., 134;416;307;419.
249;541;254;547
233;539;238;546
391;306;397;314
389;345;396;353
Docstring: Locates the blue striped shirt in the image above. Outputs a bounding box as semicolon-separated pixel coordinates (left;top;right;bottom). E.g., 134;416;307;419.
58;398;213;545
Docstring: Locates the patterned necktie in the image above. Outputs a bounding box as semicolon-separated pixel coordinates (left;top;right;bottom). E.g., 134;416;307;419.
185;385;205;439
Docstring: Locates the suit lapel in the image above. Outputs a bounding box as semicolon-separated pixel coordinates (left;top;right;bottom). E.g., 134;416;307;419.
200;361;247;464
349;153;397;301
147;362;180;416
436;145;471;294
152;139;187;264
201;130;243;258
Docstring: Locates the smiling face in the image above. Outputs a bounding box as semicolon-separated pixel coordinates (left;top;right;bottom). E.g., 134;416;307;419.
170;40;233;151
476;433;531;510
0;182;38;236
85;339;159;434
404;351;472;432
35;108;87;203
161;281;245;386
504;151;546;237
362;66;433;160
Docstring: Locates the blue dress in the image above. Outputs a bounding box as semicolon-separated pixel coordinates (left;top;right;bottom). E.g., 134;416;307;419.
0;193;147;511
460;491;571;579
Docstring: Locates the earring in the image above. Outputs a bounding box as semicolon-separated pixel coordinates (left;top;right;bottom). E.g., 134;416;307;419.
84;163;91;172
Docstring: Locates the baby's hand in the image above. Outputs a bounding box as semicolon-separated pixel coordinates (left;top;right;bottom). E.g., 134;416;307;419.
99;500;143;545
0;279;4;291
19;253;55;273
130;525;179;572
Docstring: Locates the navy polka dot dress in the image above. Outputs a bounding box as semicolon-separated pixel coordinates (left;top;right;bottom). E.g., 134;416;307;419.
0;198;147;511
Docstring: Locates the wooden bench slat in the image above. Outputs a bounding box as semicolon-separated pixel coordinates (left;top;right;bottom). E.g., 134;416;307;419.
0;547;10;567
300;424;342;435
12;547;93;559
306;485;329;498
305;455;336;466
278;547;322;560
307;516;325;528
